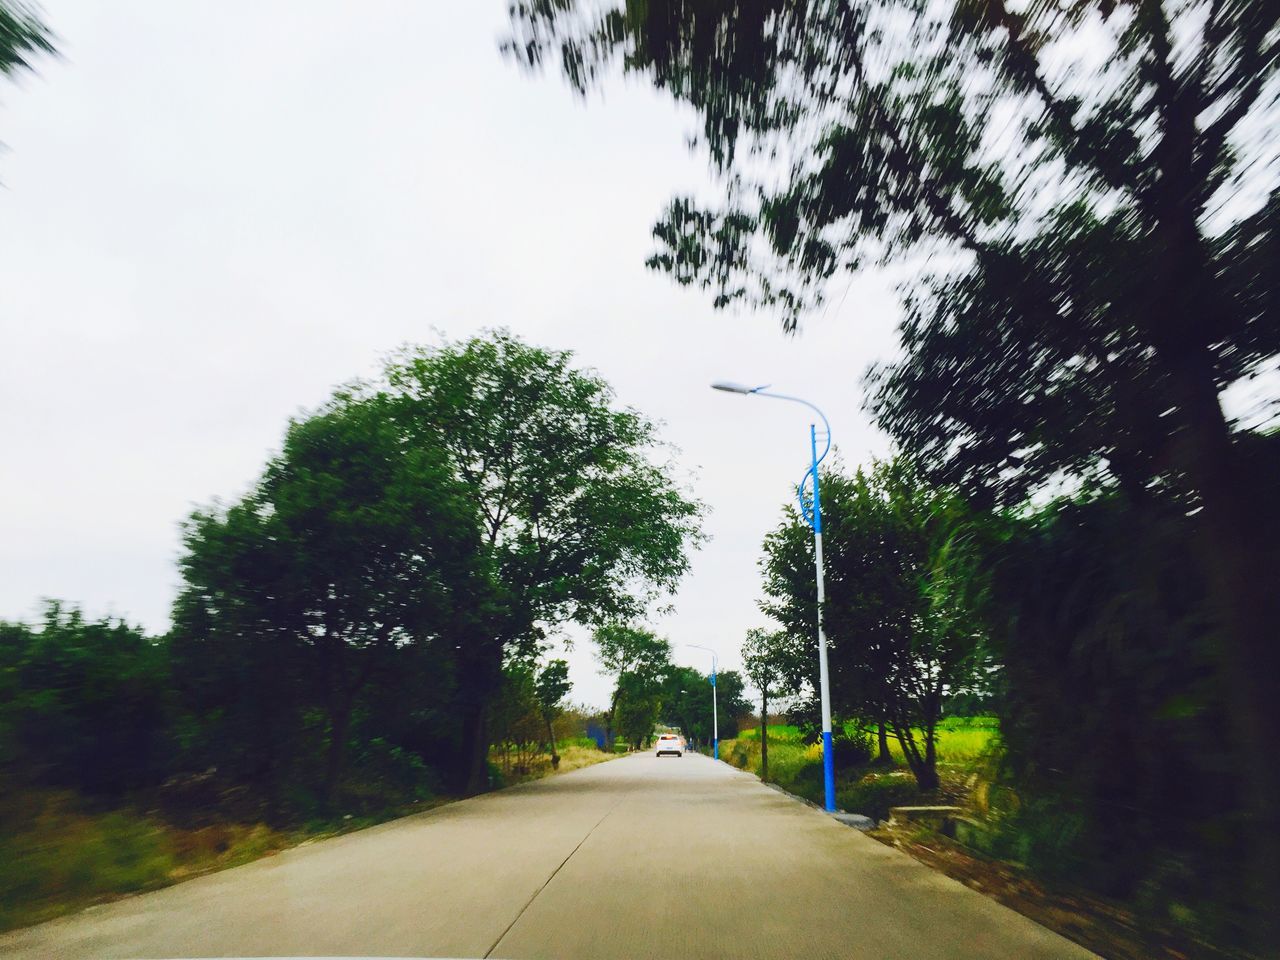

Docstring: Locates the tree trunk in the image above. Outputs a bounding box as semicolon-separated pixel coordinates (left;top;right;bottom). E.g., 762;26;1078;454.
1139;123;1280;941
605;690;620;753
877;717;891;765
454;698;491;795
1157;346;1280;943
893;718;939;792
324;702;352;807
760;688;769;782
544;716;560;769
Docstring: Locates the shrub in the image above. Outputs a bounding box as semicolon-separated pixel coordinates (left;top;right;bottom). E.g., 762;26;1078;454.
353;738;438;803
831;733;873;768
836;773;922;821
727;739;755;770
0;797;175;930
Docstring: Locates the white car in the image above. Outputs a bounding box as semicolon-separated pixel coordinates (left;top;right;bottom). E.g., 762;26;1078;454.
655;733;683;757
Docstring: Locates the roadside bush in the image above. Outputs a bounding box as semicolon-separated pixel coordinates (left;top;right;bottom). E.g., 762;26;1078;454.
727;739;755;770
836;773;922;821
831;732;873;768
352;738;438;803
781;761;826;805
485;761;506;790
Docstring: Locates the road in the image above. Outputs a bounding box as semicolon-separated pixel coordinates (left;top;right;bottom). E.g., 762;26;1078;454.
0;753;1095;959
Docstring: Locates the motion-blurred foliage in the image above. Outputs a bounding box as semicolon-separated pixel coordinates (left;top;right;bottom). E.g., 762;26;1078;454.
510;0;1280;947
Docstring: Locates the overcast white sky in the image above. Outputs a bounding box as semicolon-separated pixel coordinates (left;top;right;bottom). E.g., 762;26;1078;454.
0;1;903;708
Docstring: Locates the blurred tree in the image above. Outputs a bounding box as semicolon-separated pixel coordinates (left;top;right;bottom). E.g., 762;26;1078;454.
741;628;806;780
0;1;53;81
988;494;1248;931
0;603;170;797
594;624;672;748
174;394;491;807
385;331;702;791
533;658;572;767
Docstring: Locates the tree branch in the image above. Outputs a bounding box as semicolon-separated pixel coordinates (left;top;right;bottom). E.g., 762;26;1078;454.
983;0;1138;196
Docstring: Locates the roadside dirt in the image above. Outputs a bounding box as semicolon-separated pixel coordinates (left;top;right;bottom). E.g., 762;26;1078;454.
869;822;1254;960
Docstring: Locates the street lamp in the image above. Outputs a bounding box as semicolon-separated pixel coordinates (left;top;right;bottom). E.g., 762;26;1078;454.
711;381;837;812
686;644;718;760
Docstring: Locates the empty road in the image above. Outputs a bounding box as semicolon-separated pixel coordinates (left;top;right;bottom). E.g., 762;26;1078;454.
0;753;1094;959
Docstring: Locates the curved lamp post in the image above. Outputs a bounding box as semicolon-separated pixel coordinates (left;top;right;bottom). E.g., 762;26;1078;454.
711;381;836;812
686;643;718;760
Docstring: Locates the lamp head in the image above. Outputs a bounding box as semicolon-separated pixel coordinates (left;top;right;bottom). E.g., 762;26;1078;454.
710;381;761;394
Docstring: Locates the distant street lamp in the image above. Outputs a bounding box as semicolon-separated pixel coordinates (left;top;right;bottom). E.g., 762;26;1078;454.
711;381;837;812
686;643;719;760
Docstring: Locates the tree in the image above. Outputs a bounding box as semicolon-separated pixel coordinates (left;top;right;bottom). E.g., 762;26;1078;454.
658;665;713;746
385;331;702;790
741;628;805;781
490;663;545;777
615;671;663;750
175;394;490;806
763;459;989;790
709;669;750;742
0;602;171;797
534;658;572;768
594;624;672;749
508;4;1280;934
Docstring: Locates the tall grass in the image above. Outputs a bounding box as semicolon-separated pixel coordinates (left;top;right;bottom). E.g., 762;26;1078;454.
885;725;999;767
737;720;998;767
0;791;292;932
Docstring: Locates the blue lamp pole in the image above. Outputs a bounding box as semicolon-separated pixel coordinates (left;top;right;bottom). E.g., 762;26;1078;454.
687;644;718;760
712;382;837;813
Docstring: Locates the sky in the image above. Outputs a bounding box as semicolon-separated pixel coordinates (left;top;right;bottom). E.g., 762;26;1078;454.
0;1;904;709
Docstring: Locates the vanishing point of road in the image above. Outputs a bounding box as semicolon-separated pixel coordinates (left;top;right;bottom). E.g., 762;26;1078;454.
0;754;1095;959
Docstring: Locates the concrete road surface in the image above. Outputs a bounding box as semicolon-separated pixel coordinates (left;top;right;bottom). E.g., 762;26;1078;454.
0;753;1095;959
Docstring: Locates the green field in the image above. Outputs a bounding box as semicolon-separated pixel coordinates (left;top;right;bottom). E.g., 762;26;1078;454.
737;721;998;767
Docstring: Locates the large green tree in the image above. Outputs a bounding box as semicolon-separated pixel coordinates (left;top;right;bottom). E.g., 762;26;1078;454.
174;394;491;806
763;459;989;790
387;334;702;790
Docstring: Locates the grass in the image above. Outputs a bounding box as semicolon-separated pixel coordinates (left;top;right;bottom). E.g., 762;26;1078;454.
885;725;998;767
0;790;294;932
738;719;999;768
489;742;618;786
737;724;803;741
1;744;613;934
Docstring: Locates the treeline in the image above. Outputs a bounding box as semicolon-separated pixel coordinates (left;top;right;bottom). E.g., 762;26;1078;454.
592;624;748;749
0;332;702;820
747;445;1279;944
